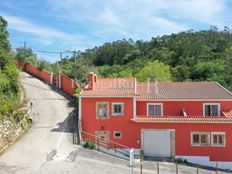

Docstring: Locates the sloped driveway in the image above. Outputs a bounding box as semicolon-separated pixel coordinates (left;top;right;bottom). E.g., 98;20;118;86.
0;72;228;174
0;72;78;173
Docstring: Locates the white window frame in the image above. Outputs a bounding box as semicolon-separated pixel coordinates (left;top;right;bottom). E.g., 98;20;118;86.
96;102;109;119
211;132;226;147
112;102;124;116
114;131;122;139
147;103;163;116
191;132;210;146
203;103;220;117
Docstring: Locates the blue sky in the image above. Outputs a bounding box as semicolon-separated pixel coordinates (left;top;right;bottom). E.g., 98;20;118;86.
0;0;232;62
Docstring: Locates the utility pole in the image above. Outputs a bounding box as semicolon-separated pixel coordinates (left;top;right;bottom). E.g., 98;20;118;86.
23;41;27;58
23;41;27;70
74;51;77;64
59;52;62;89
60;52;62;72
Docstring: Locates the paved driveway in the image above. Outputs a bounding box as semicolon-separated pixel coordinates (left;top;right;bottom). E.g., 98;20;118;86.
0;72;78;173
0;73;228;174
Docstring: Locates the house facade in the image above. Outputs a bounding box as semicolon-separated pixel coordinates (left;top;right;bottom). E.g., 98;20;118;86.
79;72;232;169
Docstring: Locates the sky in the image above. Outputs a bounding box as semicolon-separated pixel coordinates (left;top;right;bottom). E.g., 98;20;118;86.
1;0;232;62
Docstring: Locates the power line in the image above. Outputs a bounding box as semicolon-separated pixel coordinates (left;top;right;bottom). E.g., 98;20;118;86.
12;47;65;54
12;43;80;55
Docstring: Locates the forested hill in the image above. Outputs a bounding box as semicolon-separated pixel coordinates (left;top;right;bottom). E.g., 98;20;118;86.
58;27;232;92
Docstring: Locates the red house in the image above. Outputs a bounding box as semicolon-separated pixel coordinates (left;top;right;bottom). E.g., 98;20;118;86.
78;72;232;169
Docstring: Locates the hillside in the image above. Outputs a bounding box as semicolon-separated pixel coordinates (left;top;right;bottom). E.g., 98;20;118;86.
57;27;232;92
0;16;20;117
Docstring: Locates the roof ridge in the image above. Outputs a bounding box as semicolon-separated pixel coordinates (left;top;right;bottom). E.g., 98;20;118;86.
216;82;232;96
97;77;135;80
137;81;216;85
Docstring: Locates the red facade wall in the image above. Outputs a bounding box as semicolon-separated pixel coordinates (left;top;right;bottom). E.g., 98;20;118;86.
81;97;232;162
137;101;232;116
82;97;134;147
61;75;75;96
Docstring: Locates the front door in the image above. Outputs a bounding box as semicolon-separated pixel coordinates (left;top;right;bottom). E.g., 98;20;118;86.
95;131;110;148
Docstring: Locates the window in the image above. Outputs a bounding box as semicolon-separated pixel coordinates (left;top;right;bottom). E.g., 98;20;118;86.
147;103;163;116
96;102;109;119
114;131;122;139
191;132;210;146
203;103;220;116
212;132;226;147
112;103;124;116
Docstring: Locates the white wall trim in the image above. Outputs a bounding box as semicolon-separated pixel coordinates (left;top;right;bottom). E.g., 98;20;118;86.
112;102;124;116
80;96;134;98
113;131;122;139
211;132;226;147
191;132;210;146
146;103;163;116
203;103;220;117
133;96;136;119
137;99;232;101
79;96;82;120
216;82;232;96
175;155;232;170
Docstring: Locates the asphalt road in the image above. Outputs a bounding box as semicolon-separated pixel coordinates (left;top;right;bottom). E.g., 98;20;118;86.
0;72;228;174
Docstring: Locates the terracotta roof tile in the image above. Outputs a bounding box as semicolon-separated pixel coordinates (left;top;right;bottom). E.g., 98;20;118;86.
137;82;232;100
223;110;232;117
80;77;136;97
133;115;232;123
80;75;232;100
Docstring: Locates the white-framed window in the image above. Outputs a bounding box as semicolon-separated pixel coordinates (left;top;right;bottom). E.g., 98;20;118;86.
112;103;124;116
211;132;226;147
191;132;210;146
114;131;122;139
147;103;163;116
203;103;220;117
96;102;109;119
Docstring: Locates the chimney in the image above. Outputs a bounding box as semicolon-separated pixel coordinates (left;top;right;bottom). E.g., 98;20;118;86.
88;72;96;89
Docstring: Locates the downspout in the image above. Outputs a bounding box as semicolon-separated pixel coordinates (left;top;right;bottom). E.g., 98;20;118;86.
59;70;62;89
133;96;136;119
133;78;137;119
78;96;82;144
50;72;53;85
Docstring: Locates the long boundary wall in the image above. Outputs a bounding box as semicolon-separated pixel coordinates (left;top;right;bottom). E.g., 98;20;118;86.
17;61;75;96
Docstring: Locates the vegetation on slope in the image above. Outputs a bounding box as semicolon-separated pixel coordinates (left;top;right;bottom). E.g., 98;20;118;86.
0;16;20;117
58;27;232;91
15;47;51;71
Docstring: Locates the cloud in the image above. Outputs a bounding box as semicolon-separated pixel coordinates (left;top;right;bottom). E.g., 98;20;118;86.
2;13;84;42
166;0;226;26
1;0;230;63
45;0;228;41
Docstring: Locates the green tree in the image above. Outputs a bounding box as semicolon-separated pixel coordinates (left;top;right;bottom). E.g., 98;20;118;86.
0;16;20;116
36;59;51;71
15;47;37;65
191;60;225;82
135;61;172;82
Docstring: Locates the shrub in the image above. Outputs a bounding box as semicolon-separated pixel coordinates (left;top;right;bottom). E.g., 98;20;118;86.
83;140;96;150
75;87;83;94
